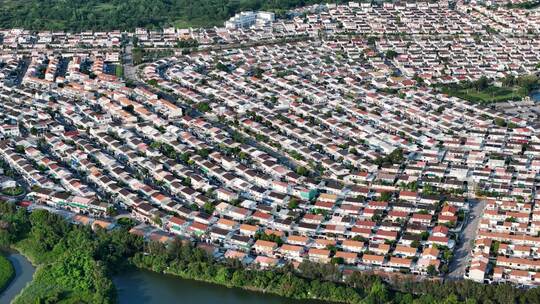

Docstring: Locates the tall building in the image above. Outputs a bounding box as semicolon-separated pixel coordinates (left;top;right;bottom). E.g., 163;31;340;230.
225;11;275;29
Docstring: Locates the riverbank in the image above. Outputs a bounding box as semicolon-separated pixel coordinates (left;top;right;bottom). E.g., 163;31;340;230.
6;247;40;304
0;203;126;304
0;253;15;292
133;263;346;304
0;251;36;304
7;239;119;304
115;268;326;304
131;244;363;304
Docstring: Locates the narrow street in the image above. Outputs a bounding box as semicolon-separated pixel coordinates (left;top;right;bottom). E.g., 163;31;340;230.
123;42;136;80
447;199;487;280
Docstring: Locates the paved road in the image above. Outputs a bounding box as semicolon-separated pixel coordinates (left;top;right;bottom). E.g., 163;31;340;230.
0;193;26;203
123;43;136;80
447;198;487;280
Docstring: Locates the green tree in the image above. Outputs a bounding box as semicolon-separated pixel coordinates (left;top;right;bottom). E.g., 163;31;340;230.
197;102;211;113
288;197;299;209
385;50;398;59
296;166;309;176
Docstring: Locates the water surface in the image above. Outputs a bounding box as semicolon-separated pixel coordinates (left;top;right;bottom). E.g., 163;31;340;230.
530;90;540;102
115;269;325;304
0;253;35;304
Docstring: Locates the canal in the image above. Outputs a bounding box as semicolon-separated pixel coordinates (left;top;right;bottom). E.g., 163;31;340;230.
114;269;325;304
0;252;35;304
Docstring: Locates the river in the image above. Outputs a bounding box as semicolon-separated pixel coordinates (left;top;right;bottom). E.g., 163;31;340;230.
0;253;325;304
0;252;35;304
114;269;326;304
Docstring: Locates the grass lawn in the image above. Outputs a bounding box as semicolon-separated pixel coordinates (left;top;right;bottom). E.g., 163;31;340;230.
440;85;527;104
115;65;124;78
0;253;15;292
2;186;23;196
132;48;144;65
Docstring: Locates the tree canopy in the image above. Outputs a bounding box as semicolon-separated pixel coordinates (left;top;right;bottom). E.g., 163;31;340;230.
0;202;142;303
0;0;350;31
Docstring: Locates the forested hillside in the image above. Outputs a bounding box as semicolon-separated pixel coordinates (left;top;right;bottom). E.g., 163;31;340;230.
0;0;347;31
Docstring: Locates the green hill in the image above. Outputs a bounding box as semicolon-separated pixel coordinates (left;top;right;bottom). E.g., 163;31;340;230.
0;0;347;31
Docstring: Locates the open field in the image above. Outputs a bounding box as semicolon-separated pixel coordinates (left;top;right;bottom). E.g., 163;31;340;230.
439;85;527;104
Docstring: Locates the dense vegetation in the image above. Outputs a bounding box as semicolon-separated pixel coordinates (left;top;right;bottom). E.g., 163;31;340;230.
0;202;142;304
133;238;540;304
0;0;349;31
2;201;540;303
505;0;540;9
132;240;394;303
134;242;374;303
0;253;15;293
